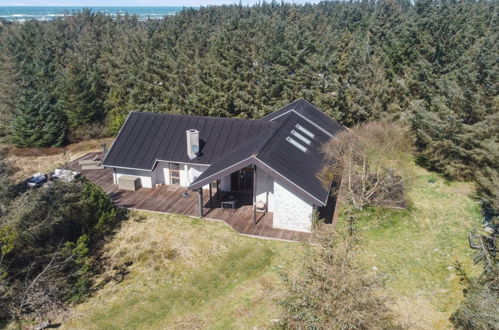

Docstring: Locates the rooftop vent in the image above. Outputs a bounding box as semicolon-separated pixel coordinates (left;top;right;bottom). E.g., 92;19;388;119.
186;129;199;160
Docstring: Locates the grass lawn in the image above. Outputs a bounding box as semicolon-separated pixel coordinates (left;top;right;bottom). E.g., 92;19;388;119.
349;162;482;329
5;140;482;329
62;212;302;329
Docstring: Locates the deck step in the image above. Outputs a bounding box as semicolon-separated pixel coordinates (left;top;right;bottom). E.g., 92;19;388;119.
81;164;104;170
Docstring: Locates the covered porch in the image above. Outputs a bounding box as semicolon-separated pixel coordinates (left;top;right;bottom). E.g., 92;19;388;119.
69;153;309;241
196;165;265;225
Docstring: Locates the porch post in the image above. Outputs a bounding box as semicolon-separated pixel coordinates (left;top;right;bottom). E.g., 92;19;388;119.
216;179;221;201
253;165;257;224
209;183;213;208
198;188;204;218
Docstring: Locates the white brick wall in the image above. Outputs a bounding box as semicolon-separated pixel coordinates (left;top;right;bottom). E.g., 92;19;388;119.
256;169;274;212
273;180;313;232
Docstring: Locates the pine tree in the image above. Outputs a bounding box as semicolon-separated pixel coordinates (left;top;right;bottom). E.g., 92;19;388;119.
59;60;104;130
11;80;66;148
9;22;67;147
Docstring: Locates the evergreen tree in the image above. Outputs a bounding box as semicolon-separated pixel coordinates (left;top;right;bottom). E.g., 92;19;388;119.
11;80;66;148
9;22;66;147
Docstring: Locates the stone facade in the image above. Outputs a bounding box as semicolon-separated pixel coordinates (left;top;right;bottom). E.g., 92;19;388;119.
272;180;313;232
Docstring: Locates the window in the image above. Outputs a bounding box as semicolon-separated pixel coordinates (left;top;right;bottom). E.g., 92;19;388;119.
286;136;308;153
290;129;311;145
295;123;315;139
170;163;180;185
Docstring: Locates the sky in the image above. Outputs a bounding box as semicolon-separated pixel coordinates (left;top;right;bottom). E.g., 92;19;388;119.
1;0;311;6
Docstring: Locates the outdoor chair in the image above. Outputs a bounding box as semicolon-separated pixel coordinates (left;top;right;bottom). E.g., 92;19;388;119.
256;200;267;213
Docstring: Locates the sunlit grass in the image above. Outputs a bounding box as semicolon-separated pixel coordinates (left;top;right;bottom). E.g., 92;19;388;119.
63;212;300;329
60;156;481;329
346;162;482;329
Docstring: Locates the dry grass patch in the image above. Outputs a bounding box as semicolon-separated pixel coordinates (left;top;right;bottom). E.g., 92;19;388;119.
63;211;300;329
3;138;112;180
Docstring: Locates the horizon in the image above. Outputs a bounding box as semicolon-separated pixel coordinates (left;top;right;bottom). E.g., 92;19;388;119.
1;0;314;7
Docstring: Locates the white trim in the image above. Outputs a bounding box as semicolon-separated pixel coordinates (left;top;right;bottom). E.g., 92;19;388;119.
154;159;210;168
266;108;295;122
104;164;153;172
104;159;211;172
268;109;338;138
189;155;327;205
188;156;253;189
254;158;326;206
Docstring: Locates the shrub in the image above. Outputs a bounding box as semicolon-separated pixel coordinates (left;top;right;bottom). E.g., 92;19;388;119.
0;179;119;320
279;223;399;329
451;266;499;329
321;121;411;210
81;180;117;234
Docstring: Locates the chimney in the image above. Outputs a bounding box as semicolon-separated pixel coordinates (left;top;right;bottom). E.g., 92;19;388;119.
186;129;199;160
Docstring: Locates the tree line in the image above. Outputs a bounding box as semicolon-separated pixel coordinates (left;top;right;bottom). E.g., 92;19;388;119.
0;1;497;213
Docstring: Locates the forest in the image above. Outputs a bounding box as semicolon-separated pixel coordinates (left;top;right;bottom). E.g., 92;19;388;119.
0;1;497;214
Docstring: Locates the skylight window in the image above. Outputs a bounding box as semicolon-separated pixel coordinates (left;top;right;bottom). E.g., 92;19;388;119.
290;129;311;145
286;136;307;153
295;124;315;139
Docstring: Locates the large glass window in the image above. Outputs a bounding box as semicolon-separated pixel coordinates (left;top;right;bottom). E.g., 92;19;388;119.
170;163;180;185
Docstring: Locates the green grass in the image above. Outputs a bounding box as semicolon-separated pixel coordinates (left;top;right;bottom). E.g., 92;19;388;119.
63;212;301;329
61;160;481;329
347;163;482;329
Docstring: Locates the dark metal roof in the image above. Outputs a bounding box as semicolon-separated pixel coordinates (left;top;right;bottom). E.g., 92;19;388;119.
101;112;275;170
261;98;346;137
103;100;347;205
189;111;345;205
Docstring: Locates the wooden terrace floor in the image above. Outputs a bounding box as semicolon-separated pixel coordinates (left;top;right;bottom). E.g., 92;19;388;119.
69;153;310;241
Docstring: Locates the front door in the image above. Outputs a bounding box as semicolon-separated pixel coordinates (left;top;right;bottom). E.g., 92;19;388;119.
230;168;253;192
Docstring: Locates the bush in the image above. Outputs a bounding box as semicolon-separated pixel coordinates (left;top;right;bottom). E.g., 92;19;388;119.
321;121;411;210
81;180;117;234
451;266;499;329
279;223;399;329
0;179;119;320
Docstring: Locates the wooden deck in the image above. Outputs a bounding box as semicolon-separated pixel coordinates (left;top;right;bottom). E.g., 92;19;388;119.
69;153;310;241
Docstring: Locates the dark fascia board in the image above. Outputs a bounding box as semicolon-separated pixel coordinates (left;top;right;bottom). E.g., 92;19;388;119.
188;155;325;206
100;111;134;167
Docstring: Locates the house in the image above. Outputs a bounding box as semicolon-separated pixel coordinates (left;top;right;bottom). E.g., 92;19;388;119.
101;99;346;233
